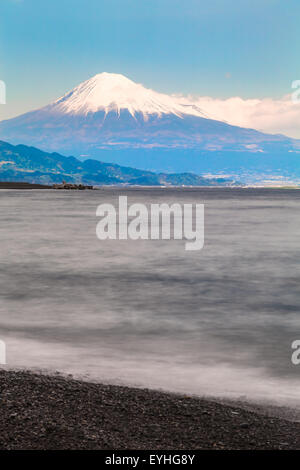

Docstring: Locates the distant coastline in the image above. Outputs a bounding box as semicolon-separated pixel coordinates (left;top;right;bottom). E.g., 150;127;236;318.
1;181;300;190
0;181;52;189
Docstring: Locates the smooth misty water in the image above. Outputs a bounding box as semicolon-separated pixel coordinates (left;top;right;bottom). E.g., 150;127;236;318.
0;188;300;408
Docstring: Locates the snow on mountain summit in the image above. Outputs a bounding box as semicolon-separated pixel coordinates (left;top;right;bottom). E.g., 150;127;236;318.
50;72;205;119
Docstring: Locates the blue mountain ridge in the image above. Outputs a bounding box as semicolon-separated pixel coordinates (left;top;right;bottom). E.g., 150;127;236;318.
0;140;236;186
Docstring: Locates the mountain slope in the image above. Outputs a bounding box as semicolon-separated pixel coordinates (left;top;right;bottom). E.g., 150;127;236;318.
0;140;234;186
50;72;204;118
0;73;299;182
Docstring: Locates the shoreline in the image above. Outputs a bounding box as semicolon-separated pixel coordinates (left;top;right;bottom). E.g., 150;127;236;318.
0;182;52;189
0;181;299;191
0;369;299;450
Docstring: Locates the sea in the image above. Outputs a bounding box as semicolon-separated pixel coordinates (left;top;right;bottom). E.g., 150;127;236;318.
0;187;300;411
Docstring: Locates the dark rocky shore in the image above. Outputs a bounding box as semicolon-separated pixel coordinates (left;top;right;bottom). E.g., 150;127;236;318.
0;369;299;450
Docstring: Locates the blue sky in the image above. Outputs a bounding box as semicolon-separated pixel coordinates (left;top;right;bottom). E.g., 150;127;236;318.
0;0;299;121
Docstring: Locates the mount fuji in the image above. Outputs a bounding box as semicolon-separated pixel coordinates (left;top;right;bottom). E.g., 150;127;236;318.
0;72;300;183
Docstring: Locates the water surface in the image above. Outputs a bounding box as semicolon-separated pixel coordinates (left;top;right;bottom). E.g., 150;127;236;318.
0;188;300;408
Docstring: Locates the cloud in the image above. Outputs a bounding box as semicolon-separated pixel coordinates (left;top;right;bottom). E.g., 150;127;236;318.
176;94;300;139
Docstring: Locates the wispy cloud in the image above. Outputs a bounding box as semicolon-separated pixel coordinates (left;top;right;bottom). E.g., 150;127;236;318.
176;94;300;139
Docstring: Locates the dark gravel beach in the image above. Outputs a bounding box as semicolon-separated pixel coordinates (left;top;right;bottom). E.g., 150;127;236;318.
0;370;299;450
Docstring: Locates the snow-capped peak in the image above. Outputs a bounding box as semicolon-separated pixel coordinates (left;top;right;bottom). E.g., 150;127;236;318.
49;72;205;119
